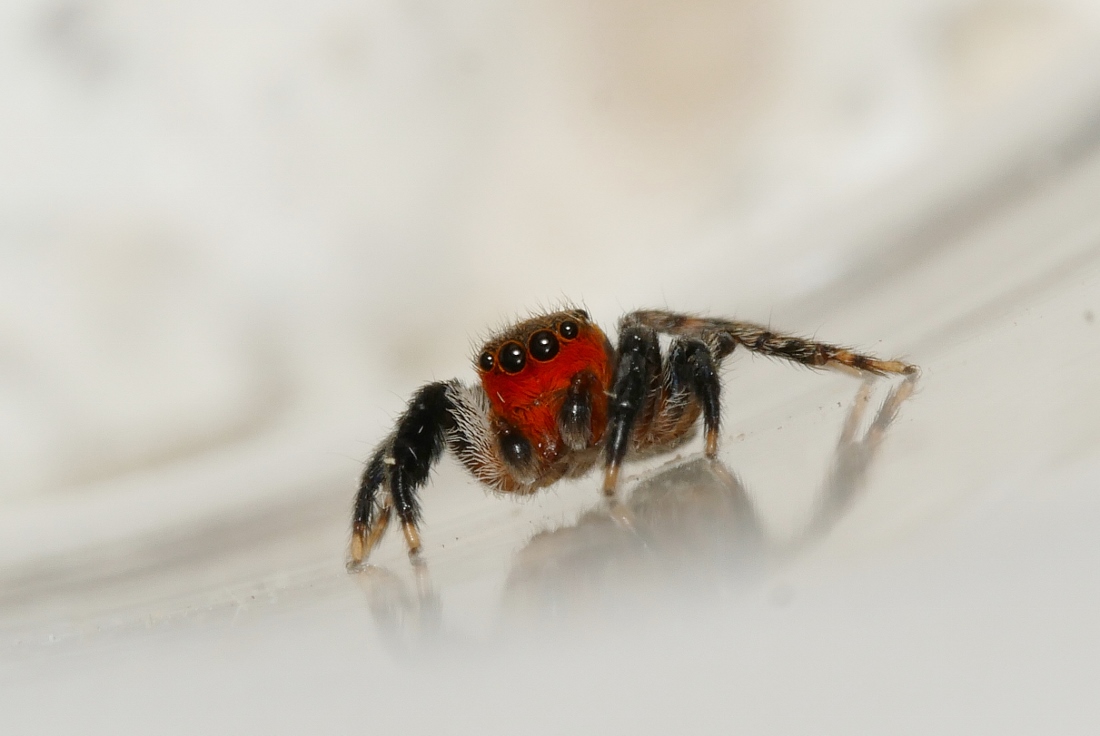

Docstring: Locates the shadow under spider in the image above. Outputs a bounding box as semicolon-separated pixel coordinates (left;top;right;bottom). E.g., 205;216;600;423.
351;375;918;647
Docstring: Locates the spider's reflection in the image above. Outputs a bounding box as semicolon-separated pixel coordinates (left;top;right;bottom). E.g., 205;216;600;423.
353;376;917;647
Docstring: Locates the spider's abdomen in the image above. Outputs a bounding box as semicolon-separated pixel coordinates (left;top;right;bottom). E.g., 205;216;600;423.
477;311;613;464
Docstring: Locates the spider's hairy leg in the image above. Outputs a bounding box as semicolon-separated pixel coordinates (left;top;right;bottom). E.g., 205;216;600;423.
624;310;917;376
603;325;661;495
351;453;387;564
668;338;721;457
624;337;721;459
731;326;917;375
350;381;456;565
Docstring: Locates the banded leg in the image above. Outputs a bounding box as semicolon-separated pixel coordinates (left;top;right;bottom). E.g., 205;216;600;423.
350;381;456;564
623;310;917;376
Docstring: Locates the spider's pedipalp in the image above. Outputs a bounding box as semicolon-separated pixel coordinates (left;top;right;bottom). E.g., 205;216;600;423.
497;422;539;483
558;370;598;451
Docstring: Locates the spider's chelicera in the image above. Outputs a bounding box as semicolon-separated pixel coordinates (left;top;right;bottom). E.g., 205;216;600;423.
349;308;916;565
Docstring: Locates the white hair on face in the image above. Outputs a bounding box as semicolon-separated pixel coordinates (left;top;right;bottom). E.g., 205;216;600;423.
444;380;529;494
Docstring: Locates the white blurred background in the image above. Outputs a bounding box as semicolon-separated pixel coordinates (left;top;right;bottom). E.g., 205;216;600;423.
4;0;1100;733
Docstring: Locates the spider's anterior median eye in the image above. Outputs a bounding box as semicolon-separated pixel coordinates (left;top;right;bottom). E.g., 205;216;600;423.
529;330;560;361
499;342;527;373
558;320;579;340
478;351;495;372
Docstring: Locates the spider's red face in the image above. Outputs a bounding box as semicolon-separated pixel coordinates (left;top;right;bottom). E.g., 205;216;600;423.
476;309;613;460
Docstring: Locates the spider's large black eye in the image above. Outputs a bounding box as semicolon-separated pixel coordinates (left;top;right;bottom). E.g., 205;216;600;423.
499;342;526;373
478;351;495;372
529;330;560;361
558;320;579;340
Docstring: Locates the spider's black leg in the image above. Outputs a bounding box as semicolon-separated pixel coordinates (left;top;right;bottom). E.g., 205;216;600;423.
350;381;456;564
602;325;661;494
668;338;723;458
350;452;392;565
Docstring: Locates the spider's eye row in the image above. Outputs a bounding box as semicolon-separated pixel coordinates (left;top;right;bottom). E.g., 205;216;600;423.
478;351;495;372
558;320;579;340
528;330;560;361
499;342;527;373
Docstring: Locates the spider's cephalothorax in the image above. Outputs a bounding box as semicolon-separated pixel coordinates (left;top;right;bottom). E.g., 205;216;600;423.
349;308;917;565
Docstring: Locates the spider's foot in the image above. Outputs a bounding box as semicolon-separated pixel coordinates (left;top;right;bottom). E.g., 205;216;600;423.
882;359;919;376
349;523;368;566
704;426;720;458
402;521;422;559
827;348;917;377
601;463;622;496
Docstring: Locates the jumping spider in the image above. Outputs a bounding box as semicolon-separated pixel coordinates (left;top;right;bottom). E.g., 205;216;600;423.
349;308;916;565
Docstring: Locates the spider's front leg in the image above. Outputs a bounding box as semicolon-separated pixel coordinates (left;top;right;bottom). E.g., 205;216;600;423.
350;381;457;565
602;325;661;494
